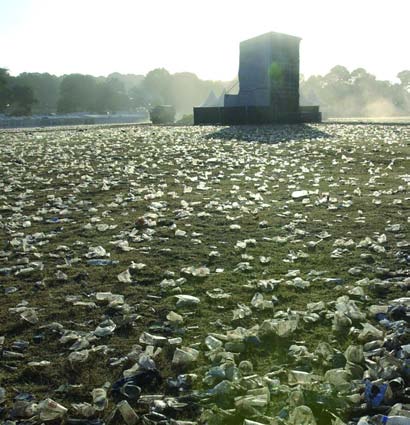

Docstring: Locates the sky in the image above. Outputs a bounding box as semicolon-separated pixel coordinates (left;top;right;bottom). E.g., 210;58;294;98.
1;0;409;83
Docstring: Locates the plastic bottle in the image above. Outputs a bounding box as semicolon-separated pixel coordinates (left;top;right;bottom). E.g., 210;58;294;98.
91;387;108;411
87;259;118;266
117;400;138;425
38;398;67;421
378;417;410;425
11;401;38;418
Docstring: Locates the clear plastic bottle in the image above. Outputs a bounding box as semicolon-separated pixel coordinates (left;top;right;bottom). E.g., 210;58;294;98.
38;398;67;421
91;387;108;411
117;400;138;425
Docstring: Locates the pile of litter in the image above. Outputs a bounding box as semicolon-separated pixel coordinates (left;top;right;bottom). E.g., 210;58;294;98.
0;123;409;424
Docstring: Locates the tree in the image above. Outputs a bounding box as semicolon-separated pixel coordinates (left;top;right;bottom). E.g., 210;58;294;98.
57;74;98;113
324;65;351;84
94;77;130;113
107;72;144;93
9;84;36;116
142;68;173;105
0;68;12;113
129;86;150;108
350;68;375;84
171;72;201;114
15;73;60;114
397;70;410;91
0;69;37;115
300;66;410;117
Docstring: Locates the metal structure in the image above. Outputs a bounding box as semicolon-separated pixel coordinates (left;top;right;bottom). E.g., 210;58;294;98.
194;31;321;125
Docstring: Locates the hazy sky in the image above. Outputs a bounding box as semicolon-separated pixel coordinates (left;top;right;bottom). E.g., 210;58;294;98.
1;0;409;82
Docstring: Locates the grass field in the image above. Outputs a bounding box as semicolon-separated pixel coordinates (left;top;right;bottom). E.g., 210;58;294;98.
0;123;409;424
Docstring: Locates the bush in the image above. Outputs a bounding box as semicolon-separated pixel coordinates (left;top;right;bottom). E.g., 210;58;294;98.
149;105;175;124
176;114;193;125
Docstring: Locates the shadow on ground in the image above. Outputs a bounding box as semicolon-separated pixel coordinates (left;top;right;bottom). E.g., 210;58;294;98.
204;124;331;144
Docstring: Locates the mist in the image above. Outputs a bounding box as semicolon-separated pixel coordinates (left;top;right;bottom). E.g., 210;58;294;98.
1;65;409;119
300;66;410;118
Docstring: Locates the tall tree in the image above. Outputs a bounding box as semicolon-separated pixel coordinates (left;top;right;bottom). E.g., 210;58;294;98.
300;66;410;117
141;68;173;105
94;77;130;113
57;74;98;113
107;73;144;93
0;69;37;115
128;86;150;108
397;70;410;91
9;84;36;116
15;73;60;114
0;68;12;113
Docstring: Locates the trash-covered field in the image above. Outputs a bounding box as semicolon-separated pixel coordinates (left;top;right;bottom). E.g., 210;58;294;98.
0;123;409;425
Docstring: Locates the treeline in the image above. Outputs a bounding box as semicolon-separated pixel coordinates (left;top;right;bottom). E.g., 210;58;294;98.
0;69;37;116
300;66;410;117
1;65;409;117
0;68;228;116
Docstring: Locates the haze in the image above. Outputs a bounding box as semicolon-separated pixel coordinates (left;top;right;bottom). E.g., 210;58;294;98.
1;0;409;82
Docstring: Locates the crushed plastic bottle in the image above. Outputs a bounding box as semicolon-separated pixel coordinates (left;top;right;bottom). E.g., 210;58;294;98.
175;295;200;308
38;398;67;421
91;386;108;411
172;347;199;366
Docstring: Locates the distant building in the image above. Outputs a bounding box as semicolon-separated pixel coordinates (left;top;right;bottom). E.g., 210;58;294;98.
194;31;321;125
